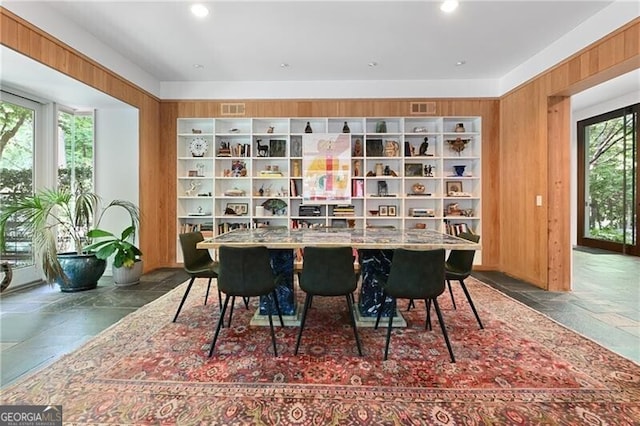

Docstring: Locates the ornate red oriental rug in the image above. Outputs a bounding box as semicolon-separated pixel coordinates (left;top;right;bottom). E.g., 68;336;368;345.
2;277;639;425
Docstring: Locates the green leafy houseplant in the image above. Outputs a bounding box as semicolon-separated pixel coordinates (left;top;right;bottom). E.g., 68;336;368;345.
0;187;140;286
85;226;142;268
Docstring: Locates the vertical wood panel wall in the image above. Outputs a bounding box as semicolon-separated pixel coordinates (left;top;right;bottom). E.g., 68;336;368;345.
159;99;500;268
500;18;639;290
2;6;638;290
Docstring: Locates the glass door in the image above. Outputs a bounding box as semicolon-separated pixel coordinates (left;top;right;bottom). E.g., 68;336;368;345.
0;93;42;285
577;103;639;255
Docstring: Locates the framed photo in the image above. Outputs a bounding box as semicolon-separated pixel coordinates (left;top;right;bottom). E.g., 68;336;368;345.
404;163;423;177
188;170;199;177
387;205;397;216
226;202;248;215
379;205;388;216
446;181;463;195
269;139;287;157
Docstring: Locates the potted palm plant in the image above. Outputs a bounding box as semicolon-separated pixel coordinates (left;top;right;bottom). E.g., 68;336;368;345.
85;225;143;286
0;187;140;292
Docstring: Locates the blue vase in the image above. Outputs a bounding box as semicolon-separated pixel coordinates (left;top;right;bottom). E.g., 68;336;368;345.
454;165;466;177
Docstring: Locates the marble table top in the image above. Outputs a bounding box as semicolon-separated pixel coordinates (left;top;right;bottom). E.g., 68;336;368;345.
198;227;480;250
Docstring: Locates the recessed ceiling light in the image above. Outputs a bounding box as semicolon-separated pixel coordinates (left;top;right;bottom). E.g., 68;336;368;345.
193;64;204;69
280;63;289;68
368;62;378;68
441;0;459;13
455;60;466;66
191;4;209;18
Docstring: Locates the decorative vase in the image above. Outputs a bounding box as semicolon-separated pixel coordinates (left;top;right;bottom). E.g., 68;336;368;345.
342;121;350;133
453;165;466;177
455;123;465;132
376;121;387;133
384;165;391;176
305;122;313;133
375;162;384;176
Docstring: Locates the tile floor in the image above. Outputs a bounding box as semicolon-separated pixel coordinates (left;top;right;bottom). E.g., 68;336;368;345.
1;250;639;388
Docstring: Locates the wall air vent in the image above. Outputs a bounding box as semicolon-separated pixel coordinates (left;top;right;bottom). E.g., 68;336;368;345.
409;102;436;115
220;103;246;116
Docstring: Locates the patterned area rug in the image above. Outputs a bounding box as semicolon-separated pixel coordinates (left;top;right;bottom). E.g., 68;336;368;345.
2;278;639;425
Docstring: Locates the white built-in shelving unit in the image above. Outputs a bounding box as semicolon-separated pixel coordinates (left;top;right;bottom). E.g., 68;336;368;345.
176;116;481;262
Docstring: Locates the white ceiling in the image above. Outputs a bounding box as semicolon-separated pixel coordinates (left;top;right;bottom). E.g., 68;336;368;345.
0;1;638;110
24;0;614;82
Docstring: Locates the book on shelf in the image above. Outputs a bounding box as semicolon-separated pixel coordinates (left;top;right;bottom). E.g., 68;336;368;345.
444;221;470;236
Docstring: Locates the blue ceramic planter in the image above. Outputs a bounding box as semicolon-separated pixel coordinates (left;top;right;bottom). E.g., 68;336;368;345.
55;253;106;292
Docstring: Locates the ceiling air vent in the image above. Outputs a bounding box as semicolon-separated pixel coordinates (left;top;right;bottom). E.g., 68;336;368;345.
220;103;246;116
409;102;436;115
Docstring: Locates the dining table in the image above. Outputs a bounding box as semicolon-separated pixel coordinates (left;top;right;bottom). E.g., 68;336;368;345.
198;227;480;326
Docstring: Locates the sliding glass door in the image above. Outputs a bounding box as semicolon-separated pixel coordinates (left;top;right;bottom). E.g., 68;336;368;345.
577;103;639;255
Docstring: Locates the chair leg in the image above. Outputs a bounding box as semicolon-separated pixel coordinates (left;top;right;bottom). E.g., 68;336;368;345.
447;279;457;310
374;291;388;329
383;298;396;360
346;295;363;356
217;289;222;311
432;298;455;363
172;277;195;322
242;297;250;309
459;279;484;329
425;299;433;330
271;291;284;327
227;296;236;327
204;278;212;305
267;294;278;357
209;294;231;357
407;299;415;311
294;294;313;355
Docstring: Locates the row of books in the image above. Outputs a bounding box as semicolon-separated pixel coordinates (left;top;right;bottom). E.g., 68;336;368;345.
332;205;355;216
218;143;251;157
444;221;470;236
180;222;214;237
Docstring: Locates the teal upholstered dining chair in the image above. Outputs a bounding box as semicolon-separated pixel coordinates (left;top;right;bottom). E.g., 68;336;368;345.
209;245;284;357
295;246;363;356
445;232;483;329
375;248;455;362
173;231;220;322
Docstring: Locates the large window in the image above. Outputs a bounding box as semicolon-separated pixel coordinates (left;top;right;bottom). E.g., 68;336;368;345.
0;91;96;287
577;103;639;255
57;109;94;193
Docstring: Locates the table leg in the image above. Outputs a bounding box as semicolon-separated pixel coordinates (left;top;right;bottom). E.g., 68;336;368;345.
259;249;296;316
357;249;395;317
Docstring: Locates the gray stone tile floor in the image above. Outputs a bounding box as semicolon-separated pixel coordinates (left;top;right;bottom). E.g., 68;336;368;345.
1;250;639;388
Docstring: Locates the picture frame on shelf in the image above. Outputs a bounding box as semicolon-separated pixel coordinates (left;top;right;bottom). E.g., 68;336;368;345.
404;163;423;177
446;181;463;195
188;170;199;177
269;139;287;157
366;139;383;157
226;203;248;216
379;205;388;216
387;205;397;216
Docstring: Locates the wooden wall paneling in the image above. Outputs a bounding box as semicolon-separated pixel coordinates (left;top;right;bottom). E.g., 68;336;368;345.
499;18;639;290
159;102;180;266
546;96;571;291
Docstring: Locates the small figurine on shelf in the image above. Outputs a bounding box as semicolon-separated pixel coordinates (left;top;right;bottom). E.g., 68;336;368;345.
267;126;275;134
419;137;429;156
353;138;363;157
455;123;466;133
342;121;350;133
376;121;387;133
353;160;361;177
424;164;434;177
305;122;313;133
218;141;231;157
185;180;201;196
256;139;269;157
